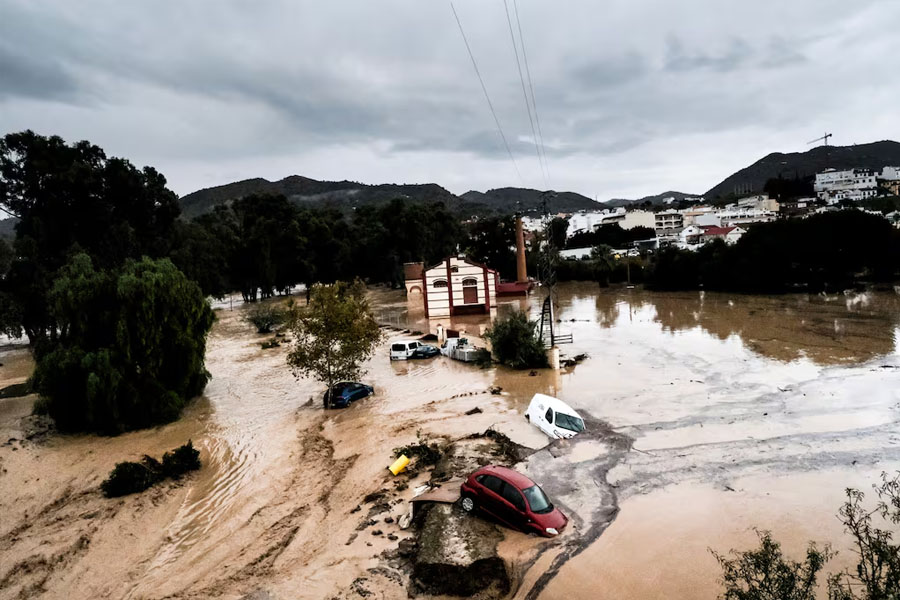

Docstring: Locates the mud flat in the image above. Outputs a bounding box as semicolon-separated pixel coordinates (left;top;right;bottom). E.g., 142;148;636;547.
1;285;899;600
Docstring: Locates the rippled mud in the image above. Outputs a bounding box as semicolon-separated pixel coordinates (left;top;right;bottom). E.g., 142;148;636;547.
1;285;899;600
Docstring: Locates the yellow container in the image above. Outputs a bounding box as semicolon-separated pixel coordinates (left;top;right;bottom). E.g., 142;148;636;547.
388;455;410;475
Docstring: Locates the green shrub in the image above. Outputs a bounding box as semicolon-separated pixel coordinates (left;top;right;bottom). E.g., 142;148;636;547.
484;310;549;370
101;457;163;498
31;254;214;434
244;303;286;334
161;441;202;479
101;441;201;498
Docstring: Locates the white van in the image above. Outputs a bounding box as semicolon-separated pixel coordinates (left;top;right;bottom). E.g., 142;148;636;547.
390;340;421;361
525;394;585;439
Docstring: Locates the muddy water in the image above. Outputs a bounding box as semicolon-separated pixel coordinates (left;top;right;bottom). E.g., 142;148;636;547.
1;285;899;600
479;285;900;600
375;284;900;599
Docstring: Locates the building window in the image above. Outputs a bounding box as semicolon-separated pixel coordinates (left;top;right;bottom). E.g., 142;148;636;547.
433;279;448;288
450;266;459;273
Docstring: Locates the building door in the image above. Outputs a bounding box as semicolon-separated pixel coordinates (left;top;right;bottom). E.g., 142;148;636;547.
462;278;478;304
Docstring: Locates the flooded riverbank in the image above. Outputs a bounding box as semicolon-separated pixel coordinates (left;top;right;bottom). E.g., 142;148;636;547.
1;284;898;599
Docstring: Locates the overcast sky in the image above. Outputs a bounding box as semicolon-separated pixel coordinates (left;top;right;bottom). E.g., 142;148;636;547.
1;0;898;200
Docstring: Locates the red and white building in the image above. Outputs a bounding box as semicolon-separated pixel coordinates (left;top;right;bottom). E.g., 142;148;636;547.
700;225;746;244
404;256;499;318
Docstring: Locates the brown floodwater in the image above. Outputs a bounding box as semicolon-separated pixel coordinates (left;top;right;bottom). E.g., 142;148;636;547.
1;284;898;600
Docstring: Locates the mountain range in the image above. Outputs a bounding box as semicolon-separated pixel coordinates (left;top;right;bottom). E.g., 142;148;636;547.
178;140;900;217
2;140;898;239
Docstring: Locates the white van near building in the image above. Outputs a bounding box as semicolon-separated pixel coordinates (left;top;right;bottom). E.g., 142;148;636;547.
389;340;421;361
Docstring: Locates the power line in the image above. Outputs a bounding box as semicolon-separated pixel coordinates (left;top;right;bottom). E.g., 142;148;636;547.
450;2;523;185
512;0;549;183
502;0;546;184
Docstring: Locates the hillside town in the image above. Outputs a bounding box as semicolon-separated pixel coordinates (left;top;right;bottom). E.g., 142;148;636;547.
522;165;900;256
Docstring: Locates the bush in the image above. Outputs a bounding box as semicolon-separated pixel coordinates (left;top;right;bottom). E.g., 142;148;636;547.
715;472;900;600
161;441;202;479
31;254;214;434
101;441;201;498
244;303;287;334
101;456;163;498
712;529;832;600
484;310;549;370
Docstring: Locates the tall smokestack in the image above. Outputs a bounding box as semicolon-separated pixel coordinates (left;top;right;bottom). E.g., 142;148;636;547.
515;215;527;283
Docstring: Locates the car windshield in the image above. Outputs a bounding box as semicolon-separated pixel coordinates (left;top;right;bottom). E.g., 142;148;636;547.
555;412;585;432
522;485;553;513
391;344;406;352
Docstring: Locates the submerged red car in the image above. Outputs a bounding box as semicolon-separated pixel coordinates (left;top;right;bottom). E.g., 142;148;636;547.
459;465;568;537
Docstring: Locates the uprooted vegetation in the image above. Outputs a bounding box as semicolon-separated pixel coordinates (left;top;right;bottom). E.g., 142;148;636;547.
393;431;444;467
408;430;532;598
100;441;201;498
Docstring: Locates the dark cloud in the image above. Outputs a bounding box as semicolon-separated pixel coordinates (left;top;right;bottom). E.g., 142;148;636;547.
0;0;895;198
0;42;79;101
664;36;754;72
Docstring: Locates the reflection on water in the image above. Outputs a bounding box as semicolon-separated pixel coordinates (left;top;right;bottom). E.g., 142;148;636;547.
567;284;900;365
376;283;900;367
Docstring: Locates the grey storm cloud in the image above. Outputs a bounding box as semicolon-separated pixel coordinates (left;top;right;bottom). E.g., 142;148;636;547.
0;0;896;198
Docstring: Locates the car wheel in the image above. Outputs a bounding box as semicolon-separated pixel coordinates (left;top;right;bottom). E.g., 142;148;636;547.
460;496;475;513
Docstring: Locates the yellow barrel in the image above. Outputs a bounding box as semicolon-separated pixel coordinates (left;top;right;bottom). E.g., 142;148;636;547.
388;455;410;475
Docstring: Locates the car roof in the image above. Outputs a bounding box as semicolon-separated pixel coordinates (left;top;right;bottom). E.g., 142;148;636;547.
476;465;536;490
529;393;582;418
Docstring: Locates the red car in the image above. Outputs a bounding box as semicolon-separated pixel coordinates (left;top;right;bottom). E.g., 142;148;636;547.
459;465;568;537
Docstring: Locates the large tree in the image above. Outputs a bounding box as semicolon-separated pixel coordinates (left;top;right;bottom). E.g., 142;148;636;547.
0;131;180;347
286;280;381;408
31;254;214;434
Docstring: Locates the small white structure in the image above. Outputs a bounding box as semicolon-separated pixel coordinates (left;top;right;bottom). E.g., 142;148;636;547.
525;394;585;439
405;256;498;318
815;168;879;203
679;225;704;245
701;225;746;245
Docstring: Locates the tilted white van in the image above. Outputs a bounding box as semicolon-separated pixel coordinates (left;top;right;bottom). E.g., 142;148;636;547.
525;394;585;439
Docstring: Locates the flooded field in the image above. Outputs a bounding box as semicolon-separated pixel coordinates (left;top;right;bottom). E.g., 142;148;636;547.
1;283;899;599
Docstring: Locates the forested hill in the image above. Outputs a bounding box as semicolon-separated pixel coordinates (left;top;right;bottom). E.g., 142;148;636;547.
459;187;601;213
603;190;700;208
180;176;606;219
705;140;900;201
179;175;462;219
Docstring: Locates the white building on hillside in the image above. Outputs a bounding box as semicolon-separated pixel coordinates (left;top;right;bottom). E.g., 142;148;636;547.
880;166;900;181
567;208;626;237
718;207;777;226
620;209;655;230
815;168;878;203
655;209;684;234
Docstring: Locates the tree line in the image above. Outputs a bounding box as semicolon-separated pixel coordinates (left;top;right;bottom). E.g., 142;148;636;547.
644;210;900;293
0;131;518;433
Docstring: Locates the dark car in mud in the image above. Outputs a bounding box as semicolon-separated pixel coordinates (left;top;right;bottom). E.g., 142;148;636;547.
324;382;374;408
410;344;440;359
459;465;567;537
